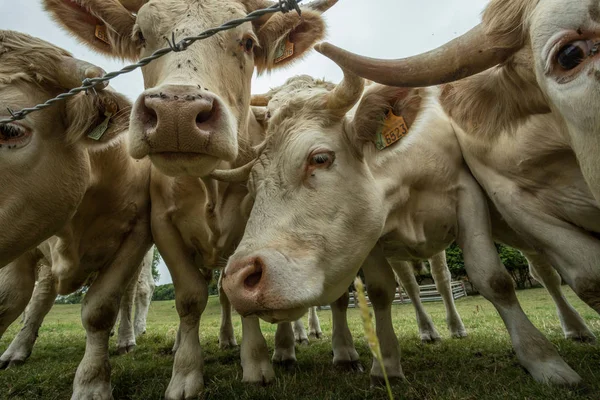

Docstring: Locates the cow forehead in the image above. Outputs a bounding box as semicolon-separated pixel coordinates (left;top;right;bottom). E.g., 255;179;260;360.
530;0;600;43
139;0;248;35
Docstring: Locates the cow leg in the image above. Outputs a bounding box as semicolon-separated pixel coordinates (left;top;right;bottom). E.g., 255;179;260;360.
272;322;297;368
525;253;596;343
154;224;207;399
363;246;404;384
218;275;237;349
0;251;38;341
308;306;323;339
331;291;362;371
393;260;441;342
134;252;155;337
240;316;275;383
73;225;151;400
116;274;137;355
429;252;467;338
0;255;49;369
292;317;309;346
172;325;181;354
457;171;580;385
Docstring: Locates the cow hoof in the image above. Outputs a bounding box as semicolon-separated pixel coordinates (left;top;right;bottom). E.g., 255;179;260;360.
165;369;204;400
565;331;596;344
334;360;364;373
274;358;297;372
117;343;136;355
309;332;323;340
0;358;25;370
219;338;238;350
296;338;310;347
72;380;113;400
451;329;468;339
420;332;442;343
370;374;406;387
242;361;275;385
526;359;582;385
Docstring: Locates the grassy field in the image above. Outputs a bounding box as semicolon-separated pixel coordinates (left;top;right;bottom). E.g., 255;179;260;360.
0;287;599;399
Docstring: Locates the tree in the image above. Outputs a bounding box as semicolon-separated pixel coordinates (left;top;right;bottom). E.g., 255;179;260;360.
151;247;161;283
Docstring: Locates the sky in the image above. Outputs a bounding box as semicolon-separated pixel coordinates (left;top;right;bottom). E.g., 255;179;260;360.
2;0;488;284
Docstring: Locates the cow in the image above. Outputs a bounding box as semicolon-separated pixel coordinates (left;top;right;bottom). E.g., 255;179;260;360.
43;1;341;397
0;29;152;399
0;30;116;268
218;66;589;385
0;247;155;368
311;0;600;338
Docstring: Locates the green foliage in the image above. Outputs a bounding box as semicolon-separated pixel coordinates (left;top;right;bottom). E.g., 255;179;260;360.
54;287;87;304
152;284;175;301
151;247;161;283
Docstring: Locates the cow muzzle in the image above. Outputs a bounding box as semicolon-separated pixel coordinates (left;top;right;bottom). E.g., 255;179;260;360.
129;84;237;176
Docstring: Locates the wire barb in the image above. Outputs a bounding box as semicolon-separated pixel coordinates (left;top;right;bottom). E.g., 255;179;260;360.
0;0;304;125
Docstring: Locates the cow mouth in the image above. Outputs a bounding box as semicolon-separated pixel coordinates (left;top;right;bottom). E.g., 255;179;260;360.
254;306;308;324
149;151;217;160
0;123;33;149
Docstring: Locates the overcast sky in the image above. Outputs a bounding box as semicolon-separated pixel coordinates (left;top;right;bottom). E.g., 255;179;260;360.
2;0;488;284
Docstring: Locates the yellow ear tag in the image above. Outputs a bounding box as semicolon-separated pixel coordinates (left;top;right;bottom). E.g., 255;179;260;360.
274;37;295;64
95;24;110;45
375;110;409;150
88;112;113;141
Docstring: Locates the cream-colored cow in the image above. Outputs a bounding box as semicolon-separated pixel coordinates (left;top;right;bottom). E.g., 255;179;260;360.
0;31;118;268
219;66;588;385
312;0;600;338
43;1;339;397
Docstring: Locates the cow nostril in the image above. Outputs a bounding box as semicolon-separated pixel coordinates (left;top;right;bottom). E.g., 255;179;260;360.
139;99;158;131
196;108;213;125
244;261;263;289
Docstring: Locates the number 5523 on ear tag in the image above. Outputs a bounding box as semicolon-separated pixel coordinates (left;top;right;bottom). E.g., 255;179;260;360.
375;110;409;150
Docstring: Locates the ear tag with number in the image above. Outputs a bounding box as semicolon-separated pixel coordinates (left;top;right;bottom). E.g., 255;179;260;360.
274;36;295;64
95;24;110;45
375;110;409;150
88;112;113;141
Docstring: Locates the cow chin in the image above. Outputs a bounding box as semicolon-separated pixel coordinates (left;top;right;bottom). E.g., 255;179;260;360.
257;307;308;324
149;152;221;177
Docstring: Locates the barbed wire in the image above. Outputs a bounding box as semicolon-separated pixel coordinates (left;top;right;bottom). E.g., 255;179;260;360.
0;0;303;125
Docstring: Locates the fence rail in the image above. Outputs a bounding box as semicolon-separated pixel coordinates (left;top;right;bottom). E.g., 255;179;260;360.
319;280;467;310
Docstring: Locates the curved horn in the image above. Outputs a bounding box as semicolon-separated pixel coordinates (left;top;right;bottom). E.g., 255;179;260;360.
210;161;255;183
251;94;270;106
315;24;519;88
305;0;338;12
324;68;364;116
57;57;108;91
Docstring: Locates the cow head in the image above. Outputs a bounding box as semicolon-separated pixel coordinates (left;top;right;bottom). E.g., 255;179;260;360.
311;0;600;200
219;72;403;322
0;30;131;267
44;0;336;177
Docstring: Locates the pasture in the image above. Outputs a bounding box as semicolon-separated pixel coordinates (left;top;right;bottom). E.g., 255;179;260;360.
1;288;598;400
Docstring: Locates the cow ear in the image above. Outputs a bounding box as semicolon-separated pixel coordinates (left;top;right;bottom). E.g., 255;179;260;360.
43;0;144;61
252;9;326;73
351;85;422;149
64;89;132;151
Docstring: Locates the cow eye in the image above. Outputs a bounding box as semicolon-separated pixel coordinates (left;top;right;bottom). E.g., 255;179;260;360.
0;124;25;141
244;37;255;53
309;151;335;169
557;41;587;70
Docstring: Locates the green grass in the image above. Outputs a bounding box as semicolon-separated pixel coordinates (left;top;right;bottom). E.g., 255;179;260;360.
1;287;599;399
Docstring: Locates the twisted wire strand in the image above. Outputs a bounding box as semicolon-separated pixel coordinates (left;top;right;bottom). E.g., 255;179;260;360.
0;0;302;125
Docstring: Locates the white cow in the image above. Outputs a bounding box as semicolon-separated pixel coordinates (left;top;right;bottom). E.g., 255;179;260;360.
312;0;600;340
0;31;110;268
43;2;340;397
219;67;586;385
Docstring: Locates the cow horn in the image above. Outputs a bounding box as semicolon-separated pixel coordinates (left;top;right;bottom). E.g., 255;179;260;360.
325;68;364;116
305;0;338;13
251;94;270;106
210;161;255;183
315;24;519;88
57;57;108;91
